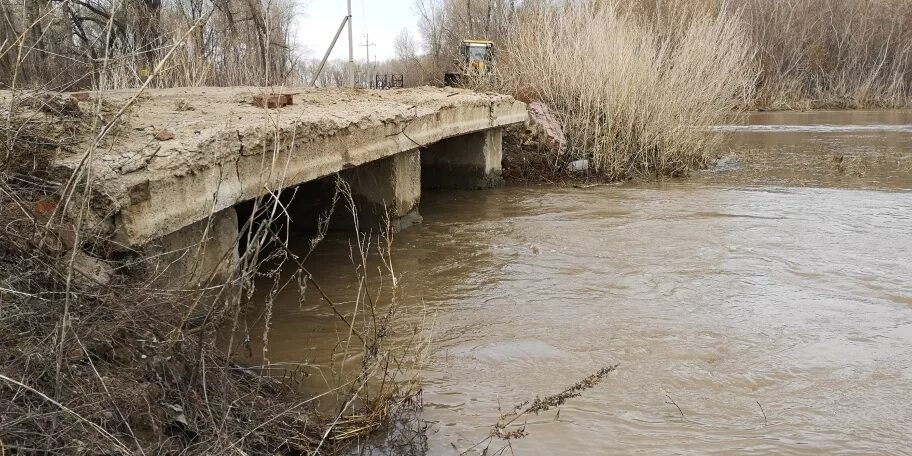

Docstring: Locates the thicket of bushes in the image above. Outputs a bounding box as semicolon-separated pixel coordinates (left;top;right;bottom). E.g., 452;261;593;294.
411;0;912;108
498;1;755;178
1;1;425;452
399;0;912;178
741;0;912;109
0;0;298;88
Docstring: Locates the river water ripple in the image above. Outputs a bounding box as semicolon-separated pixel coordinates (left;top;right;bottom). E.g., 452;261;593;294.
240;110;912;455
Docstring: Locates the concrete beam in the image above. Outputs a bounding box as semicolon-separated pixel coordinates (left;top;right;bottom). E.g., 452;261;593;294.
421;128;503;189
149;207;239;287
342;149;422;231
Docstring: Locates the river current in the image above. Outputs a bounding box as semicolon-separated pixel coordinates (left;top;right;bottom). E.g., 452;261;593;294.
237;111;912;455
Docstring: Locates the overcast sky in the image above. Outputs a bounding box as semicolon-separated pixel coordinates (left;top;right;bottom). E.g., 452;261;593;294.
295;0;423;63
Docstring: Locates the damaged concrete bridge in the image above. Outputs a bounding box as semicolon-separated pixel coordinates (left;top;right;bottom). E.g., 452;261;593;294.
41;87;527;284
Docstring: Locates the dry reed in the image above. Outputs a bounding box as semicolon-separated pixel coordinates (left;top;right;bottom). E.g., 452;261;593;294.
406;0;912;180
739;0;912;109
0;2;428;445
0;86;428;453
499;0;756;179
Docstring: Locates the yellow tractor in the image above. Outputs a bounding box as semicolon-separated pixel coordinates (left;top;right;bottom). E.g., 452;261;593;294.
444;39;495;87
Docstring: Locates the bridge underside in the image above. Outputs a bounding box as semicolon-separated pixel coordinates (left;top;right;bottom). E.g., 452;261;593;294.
154;128;507;286
32;86;526;286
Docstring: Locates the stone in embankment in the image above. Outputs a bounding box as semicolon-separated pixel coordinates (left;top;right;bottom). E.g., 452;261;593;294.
502;101;569;180
527;101;566;154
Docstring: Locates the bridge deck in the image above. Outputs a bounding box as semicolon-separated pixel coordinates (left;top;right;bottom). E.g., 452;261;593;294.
18;87;526;246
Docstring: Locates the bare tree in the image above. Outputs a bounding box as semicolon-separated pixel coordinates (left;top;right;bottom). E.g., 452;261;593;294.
394;28;418;60
0;0;302;88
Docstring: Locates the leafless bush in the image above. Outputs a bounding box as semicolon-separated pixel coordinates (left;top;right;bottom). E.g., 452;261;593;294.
0;0;300;89
1;7;428;447
373;29;436;88
0;92;428;452
498;0;756;179
739;0;912;109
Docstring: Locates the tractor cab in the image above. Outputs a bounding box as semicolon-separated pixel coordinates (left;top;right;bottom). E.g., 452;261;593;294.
445;40;495;87
462;40;495;74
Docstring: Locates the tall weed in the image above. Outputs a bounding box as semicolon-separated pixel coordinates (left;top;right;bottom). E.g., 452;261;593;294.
500;1;756;178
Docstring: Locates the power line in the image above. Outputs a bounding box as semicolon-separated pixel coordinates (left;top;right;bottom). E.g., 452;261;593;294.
361;34;376;65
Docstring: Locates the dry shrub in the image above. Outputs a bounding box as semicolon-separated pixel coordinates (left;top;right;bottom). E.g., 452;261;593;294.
411;0;912;181
499;0;756;179
0;0;299;89
740;0;912;109
0;87;427;453
412;0;516;86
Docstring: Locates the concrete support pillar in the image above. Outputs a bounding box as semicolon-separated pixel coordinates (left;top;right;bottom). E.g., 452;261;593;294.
151;207;239;287
421;128;503;189
342;149;422;232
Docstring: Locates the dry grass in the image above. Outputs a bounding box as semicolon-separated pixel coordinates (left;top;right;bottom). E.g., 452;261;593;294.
406;0;912;180
0;94;428;453
1;20;427;448
739;0;912;109
498;0;756;179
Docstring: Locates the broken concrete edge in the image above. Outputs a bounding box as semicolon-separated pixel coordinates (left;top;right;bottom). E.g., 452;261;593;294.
527;101;567;154
252;93;295;109
500;100;582;181
71;249;115;288
2;87;527;286
102;96;526;248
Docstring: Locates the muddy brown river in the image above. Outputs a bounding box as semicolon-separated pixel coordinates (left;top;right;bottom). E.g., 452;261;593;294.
237;111;912;454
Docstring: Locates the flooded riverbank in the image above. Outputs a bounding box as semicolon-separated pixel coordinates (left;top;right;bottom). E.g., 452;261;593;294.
236;111;912;454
